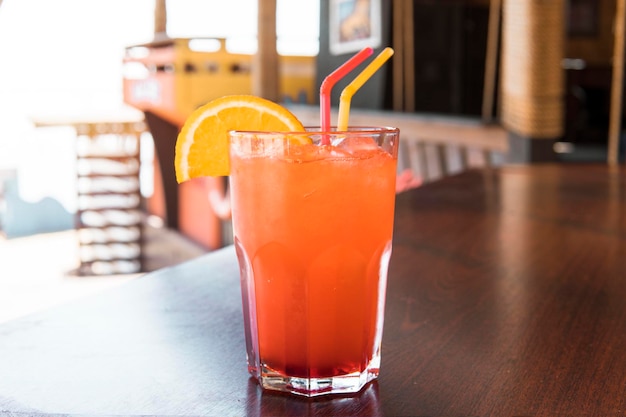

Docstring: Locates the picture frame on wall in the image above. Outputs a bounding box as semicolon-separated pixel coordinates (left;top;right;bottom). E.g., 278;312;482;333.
329;0;382;55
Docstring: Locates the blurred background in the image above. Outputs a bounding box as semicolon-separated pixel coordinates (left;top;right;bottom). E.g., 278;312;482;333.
0;0;319;221
0;0;320;322
0;0;624;321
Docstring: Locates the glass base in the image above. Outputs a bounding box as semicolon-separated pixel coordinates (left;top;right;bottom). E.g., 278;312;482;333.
252;358;380;397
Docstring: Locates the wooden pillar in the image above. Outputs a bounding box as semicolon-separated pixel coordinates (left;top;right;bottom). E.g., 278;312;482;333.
501;0;564;162
482;0;502;123
253;0;280;102
608;0;625;165
392;0;415;112
392;0;404;111
403;0;415;112
154;0;167;37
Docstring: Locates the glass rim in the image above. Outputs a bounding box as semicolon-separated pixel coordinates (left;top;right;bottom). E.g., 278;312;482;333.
229;126;400;136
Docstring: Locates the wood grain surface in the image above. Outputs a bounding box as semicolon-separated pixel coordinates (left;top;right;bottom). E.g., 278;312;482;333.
1;163;624;416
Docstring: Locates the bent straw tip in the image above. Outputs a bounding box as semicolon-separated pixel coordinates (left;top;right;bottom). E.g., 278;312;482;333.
339;83;358;99
337;46;395;130
380;46;395;57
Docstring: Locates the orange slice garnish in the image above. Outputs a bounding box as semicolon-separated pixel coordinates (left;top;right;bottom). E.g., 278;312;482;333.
174;95;306;182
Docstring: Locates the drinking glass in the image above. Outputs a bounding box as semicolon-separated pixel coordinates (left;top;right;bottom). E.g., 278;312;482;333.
229;127;399;397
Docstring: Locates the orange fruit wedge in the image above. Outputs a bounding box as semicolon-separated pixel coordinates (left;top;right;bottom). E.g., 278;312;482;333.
174;95;307;182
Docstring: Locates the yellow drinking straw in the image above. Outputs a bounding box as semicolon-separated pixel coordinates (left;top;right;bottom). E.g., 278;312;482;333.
337;47;394;131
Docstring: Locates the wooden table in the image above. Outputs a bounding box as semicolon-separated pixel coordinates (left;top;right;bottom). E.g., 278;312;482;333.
1;163;625;416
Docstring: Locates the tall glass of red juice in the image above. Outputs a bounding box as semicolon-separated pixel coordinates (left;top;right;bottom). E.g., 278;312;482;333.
229;127;399;397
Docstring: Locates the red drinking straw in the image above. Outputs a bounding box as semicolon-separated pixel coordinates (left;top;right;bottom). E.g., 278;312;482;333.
319;47;373;143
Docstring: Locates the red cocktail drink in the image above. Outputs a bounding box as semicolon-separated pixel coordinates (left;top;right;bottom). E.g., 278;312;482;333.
229;127;399;396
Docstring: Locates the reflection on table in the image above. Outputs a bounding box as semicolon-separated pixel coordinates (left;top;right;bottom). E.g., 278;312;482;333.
0;163;624;416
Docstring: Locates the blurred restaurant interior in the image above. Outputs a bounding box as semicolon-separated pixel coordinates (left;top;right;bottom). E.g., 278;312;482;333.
0;0;625;318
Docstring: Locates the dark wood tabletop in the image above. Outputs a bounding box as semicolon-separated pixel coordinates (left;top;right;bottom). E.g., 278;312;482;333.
1;163;625;416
